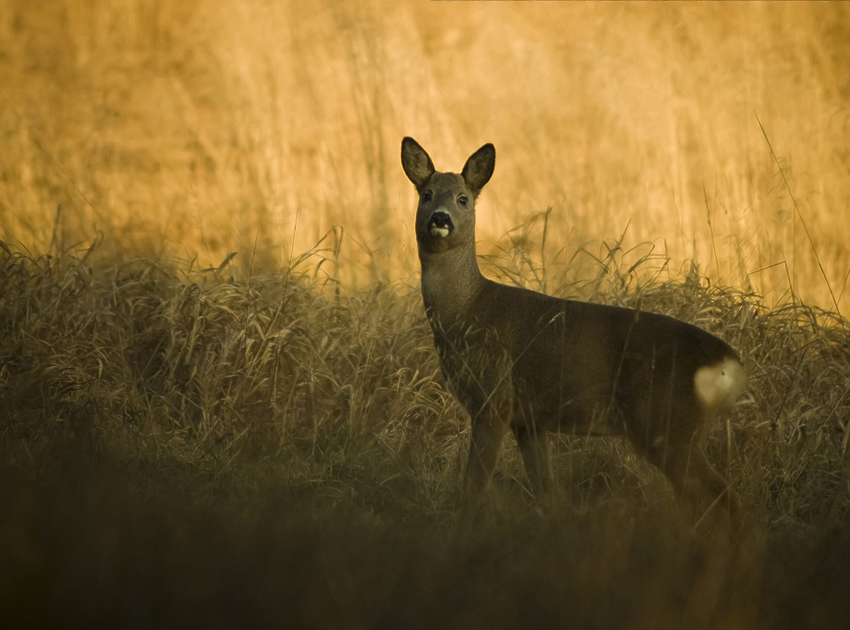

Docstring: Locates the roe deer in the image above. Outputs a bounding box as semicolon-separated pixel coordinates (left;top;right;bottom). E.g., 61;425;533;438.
401;137;747;523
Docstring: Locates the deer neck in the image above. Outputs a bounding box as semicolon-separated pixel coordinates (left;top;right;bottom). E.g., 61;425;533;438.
419;241;485;326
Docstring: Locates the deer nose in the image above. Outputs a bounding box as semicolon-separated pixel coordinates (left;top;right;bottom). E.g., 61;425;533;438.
428;211;454;238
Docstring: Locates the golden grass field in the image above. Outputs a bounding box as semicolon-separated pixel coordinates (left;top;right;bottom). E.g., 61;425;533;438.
2;1;850;628
2;0;849;307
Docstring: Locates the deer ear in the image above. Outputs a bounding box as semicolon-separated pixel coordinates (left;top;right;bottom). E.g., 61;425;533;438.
401;137;435;190
461;143;495;195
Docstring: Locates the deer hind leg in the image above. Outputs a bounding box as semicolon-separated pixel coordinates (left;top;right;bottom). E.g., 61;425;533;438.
625;397;738;528
659;438;739;528
512;423;553;497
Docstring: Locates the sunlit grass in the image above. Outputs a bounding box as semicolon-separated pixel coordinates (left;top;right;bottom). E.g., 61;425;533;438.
1;1;849;306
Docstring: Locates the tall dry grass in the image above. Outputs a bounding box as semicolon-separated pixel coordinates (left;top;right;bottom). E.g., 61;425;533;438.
1;0;849;307
2;2;850;626
1;238;850;627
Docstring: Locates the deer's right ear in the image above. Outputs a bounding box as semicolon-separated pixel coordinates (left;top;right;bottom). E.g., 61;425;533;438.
401;137;435;190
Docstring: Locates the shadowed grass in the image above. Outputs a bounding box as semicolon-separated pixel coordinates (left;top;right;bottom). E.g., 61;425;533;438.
2;235;850;627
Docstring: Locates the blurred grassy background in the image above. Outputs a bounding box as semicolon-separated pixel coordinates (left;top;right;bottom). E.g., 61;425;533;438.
1;0;849;306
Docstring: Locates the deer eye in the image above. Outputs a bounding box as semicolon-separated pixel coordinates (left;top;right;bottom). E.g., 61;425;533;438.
421;191;432;203
457;194;468;206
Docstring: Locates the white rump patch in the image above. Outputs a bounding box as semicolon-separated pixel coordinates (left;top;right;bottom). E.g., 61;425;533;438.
430;226;450;238
693;355;747;410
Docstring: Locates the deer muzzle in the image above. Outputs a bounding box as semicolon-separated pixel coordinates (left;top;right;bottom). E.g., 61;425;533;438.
427;211;454;238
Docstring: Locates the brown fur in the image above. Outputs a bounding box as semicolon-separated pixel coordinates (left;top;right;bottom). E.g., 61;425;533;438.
401;137;746;523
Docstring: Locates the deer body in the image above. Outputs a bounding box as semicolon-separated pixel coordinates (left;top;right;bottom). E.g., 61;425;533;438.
402;137;746;519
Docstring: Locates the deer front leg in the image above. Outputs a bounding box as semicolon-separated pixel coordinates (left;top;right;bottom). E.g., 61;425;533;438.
464;406;509;498
512;423;553;497
443;340;513;512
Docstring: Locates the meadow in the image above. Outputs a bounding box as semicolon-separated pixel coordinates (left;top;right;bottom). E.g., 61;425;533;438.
2;1;850;628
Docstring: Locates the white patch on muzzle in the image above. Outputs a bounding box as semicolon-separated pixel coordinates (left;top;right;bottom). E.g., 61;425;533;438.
430;225;450;238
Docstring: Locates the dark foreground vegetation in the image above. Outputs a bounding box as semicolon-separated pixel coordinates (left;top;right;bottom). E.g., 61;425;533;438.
2;241;850;629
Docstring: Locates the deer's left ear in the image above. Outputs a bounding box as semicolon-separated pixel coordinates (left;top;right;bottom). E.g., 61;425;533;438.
461;143;495;195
